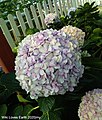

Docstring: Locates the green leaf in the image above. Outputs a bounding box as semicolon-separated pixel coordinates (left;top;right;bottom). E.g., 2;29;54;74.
40;113;48;120
22;104;33;116
12;46;18;54
17;94;30;103
0;85;6;94
13;105;23;116
40;111;61;120
0;104;7;116
0;72;22;102
93;28;102;34
25;28;39;35
49;111;61;120
82;57;102;69
38;96;55;112
65;93;82;101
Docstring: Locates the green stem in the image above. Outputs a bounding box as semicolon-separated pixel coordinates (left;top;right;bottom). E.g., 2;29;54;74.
54;107;63;111
92;47;102;57
27;106;39;117
47;112;50;120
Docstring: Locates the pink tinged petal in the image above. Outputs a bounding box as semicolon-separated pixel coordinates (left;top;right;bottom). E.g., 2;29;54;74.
40;69;45;75
67;53;72;58
41;79;46;84
69;87;74;92
43;63;48;69
43;43;48;51
54;50;60;55
50;39;56;45
55;87;59;92
64;69;69;74
38;34;44;40
35;63;43;68
27;57;32;63
63;82;69;89
48;45;52;51
37;86;42;90
55;65;60;69
34;49;39;55
19;75;25;80
31;73;37;80
56;55;62;62
62;59;67;64
53;45;59;49
27;71;31;77
55;42;61;47
23;54;27;58
28;80;31;86
51;73;55;79
49;67;54;72
59;88;66;94
39;46;46;53
44;90;49;97
37;74;40;79
46;53;53;60
52;83;59;93
58;77;64;83
49;61;55;66
46;85;52;90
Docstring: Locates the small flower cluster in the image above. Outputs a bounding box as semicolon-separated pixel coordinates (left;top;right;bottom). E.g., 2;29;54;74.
78;89;102;120
61;25;85;46
15;29;84;99
68;7;76;18
44;13;59;27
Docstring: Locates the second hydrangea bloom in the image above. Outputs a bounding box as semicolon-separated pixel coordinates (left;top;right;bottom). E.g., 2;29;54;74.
61;25;85;47
44;13;59;27
15;29;84;99
78;89;102;120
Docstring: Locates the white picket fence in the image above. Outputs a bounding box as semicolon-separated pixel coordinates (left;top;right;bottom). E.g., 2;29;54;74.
0;0;101;49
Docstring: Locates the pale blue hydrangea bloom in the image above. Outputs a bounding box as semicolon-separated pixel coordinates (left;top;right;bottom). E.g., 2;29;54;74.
78;89;102;120
68;7;76;18
15;29;84;99
44;13;59;27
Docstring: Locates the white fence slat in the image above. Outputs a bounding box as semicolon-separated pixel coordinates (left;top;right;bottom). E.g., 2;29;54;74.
0;18;16;48
70;0;73;7
37;3;46;29
95;0;100;5
88;0;91;3
30;5;41;30
8;14;21;42
48;0;54;13
78;0;82;5
61;0;67;16
72;0;77;7
66;0;71;8
53;0;60;17
81;0;84;5
76;0;79;7
43;0;49;15
16;11;26;36
58;0;63;16
24;8;34;29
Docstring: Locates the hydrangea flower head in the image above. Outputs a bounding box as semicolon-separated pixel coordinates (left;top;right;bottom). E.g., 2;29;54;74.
44;13;59;27
15;29;84;99
78;88;102;120
61;25;85;46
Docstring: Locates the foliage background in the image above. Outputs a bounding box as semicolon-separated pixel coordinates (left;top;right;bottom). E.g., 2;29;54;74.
0;0;44;19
